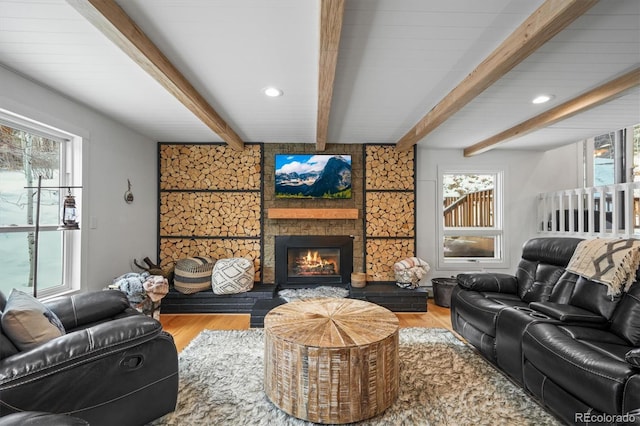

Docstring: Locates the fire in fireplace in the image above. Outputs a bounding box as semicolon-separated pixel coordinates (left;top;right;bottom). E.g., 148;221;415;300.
275;235;353;287
289;248;340;277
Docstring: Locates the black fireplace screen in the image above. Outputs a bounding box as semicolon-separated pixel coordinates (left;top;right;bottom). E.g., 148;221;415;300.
275;235;353;286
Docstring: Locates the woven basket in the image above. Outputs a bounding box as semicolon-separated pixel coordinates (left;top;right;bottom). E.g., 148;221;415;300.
351;272;367;288
173;256;215;294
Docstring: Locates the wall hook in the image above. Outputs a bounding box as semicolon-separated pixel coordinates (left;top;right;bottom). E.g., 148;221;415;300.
124;179;134;204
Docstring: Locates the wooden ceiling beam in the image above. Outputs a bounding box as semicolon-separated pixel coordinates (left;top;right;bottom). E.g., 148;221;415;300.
395;0;599;152
463;67;640;157
316;0;345;151
67;0;244;151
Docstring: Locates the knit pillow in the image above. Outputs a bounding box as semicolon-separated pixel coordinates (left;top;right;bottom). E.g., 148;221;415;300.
212;258;255;295
173;256;216;294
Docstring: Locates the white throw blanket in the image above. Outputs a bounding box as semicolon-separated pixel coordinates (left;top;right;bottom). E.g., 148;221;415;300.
143;275;169;302
565;238;640;296
394;257;430;289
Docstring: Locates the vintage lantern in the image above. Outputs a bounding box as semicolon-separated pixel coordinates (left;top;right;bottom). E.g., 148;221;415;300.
61;188;79;229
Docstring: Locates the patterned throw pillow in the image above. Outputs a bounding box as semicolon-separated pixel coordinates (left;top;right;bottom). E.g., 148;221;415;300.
173;256;216;294
212;258;255;295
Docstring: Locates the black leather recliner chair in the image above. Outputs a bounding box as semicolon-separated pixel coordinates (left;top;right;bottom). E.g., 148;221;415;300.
451;237;640;425
0;290;178;426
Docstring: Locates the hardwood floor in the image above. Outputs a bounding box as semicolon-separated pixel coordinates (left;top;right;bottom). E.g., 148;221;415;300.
160;299;453;352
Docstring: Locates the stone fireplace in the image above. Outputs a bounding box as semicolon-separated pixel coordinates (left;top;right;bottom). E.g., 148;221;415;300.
275;235;353;287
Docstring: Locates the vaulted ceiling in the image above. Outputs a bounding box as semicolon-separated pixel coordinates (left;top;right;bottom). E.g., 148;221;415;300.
1;0;638;155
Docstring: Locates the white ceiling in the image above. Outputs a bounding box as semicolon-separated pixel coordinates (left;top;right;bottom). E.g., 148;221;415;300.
0;0;638;152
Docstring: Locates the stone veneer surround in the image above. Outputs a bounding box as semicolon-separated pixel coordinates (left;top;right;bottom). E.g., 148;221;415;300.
262;143;364;283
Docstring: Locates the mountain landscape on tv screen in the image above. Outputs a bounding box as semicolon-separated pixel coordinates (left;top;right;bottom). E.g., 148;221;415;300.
275;155;352;199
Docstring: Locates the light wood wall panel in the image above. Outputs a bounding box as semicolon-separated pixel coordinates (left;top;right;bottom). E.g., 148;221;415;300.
366;145;414;190
158;143;262;280
366;239;415;281
366;191;415;237
160;144;261;190
160;192;261;237
364;145;416;281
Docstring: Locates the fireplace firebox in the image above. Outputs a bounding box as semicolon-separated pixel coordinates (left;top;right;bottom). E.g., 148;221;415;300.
275;235;353;287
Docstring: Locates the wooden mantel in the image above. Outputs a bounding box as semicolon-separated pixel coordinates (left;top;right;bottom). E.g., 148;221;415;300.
267;208;358;220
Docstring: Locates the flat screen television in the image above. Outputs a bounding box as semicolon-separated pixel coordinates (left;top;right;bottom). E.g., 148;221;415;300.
275;154;352;199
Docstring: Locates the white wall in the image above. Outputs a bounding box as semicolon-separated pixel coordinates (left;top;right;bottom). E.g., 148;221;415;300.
416;145;580;283
0;65;158;292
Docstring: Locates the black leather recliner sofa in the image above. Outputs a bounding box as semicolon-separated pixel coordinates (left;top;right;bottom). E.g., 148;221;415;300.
450;237;640;425
0;290;178;425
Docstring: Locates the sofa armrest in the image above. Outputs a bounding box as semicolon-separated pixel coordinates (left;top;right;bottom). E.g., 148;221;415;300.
626;348;640;368
529;302;608;324
0;315;161;385
45;290;132;330
457;273;517;294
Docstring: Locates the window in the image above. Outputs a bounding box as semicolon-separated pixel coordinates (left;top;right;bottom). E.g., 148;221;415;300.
438;169;504;268
632;124;640;233
582;124;640;234
593;132;615;186
631;124;640;182
0;110;82;298
585;125;640;186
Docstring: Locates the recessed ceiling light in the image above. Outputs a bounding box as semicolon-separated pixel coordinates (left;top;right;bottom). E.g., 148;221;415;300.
263;87;283;97
532;94;554;104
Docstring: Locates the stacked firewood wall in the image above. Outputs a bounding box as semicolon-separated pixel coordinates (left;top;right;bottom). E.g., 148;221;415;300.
158;143;262;281
365;145;416;281
158;143;415;283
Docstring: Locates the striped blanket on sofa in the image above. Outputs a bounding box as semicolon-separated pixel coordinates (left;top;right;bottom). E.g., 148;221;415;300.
566;238;640;296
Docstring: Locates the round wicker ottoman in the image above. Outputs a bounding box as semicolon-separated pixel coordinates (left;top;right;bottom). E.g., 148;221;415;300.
264;298;399;424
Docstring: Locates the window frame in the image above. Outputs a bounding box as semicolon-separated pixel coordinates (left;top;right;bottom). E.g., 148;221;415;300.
583;125;640;187
0;109;82;298
437;166;506;269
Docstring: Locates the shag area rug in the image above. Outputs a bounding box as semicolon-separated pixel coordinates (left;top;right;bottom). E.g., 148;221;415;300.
150;328;560;425
277;286;349;302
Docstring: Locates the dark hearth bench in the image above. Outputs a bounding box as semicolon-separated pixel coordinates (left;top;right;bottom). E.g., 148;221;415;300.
161;283;276;314
349;282;428;312
251;298;286;328
161;282;428;328
252;282;428;327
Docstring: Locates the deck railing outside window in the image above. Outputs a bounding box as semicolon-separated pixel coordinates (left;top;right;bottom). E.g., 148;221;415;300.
538;182;640;238
444;189;494;227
